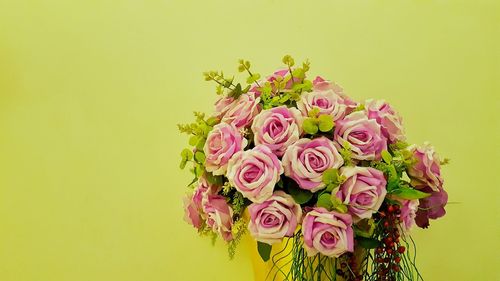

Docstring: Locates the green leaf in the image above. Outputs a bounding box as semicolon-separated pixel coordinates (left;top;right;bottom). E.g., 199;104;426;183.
195;138;206;151
194;164;204;177
205;172;223;186
229;83;243;98
246;73;261;84
317;193;333;210
179;159;188;169
322;168;340;185
381;150;392;164
325;183;335;192
356;237;380;249
302;118;318;135
181;148;193;160
307;107;320;118
282;55;295;67
287;180;313;204
390;187;431;200
354;219;376;238
206;117;219;126
257;242;272;262
189;135;200;146
318;115;334;132
331;196;348;213
194;151;206;163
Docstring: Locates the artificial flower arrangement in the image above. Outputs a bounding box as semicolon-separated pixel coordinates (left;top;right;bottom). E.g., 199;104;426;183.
178;56;448;281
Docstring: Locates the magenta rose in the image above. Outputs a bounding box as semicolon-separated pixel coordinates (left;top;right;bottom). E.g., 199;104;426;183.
183;177;220;230
407;143;443;192
203;194;234;241
248;191;302;244
302;208;354;257
251;106;303;157
397;199;419;231
334;167;387;221
282;137;344;192
214;93;261;129
203;123;247;176
334;111;388;161
414;185;448;229
226;145;284;203
364;99;405;143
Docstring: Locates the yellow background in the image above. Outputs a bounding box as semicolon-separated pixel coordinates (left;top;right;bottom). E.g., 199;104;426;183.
0;0;498;280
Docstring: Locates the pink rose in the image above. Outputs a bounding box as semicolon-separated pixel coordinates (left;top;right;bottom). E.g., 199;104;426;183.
203;194;234;241
214;93;261;129
183;194;203;230
204;123;247;176
226;145;284;203
415;185;448;229
250;68;297;96
334;167;387;221
334;111;388;161
183;177;220;230
248;191;302;244
407;143;443;192
295;76;356;121
302;208;354;257
364;99;405;143
312;76;357;109
397;199;419;231
282;137;344;192
251;106;303;157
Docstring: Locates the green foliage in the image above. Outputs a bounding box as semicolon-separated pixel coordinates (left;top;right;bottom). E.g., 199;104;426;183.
302;118;318;135
381;149;393;164
356;237;381;249
231;191;246;215
286;179;313;204
389;187;430;200
317;114;334;132
228;218;247;259
354;218;376;238
228;83;243;99
257;241;272;262
203;70;236;91
282;55;295;67
322;169;345;193
330;196;348;213
179;148;193;169
316;193;333;209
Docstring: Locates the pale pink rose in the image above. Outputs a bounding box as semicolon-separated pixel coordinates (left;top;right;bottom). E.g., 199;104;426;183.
302;208;354;257
183;194;203;230
183;177;220;230
415;185;448;229
364;99;405;143
248;191;302;244
334;167;387;222
312;76;357;110
334;111;388;161
251;106;303;157
250;68;297;96
203;123;247;176
226;145;284;203
407;143;443;192
397;199;419;231
295;77;356;121
214;93;261;129
203;194;234;241
282;137;344;192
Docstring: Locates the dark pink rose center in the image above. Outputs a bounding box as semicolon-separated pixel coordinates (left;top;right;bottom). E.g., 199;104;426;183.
261;213;281;228
210;134;223;152
320;231;337;247
350;130;369;142
314;97;330;109
268;120;285;138
355;193;373;206
307;153;325;170
243;165;262;182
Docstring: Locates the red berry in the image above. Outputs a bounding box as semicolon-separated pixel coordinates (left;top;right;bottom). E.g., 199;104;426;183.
393;265;400;272
387;249;393;255
395;256;401;263
387;205;394;213
398;246;406;253
376;247;383;254
384;221;390;227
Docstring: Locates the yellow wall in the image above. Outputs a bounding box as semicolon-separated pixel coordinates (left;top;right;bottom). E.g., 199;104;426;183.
0;0;498;280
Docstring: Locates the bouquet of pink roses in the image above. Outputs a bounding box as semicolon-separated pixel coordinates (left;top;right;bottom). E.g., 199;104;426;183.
179;56;448;281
